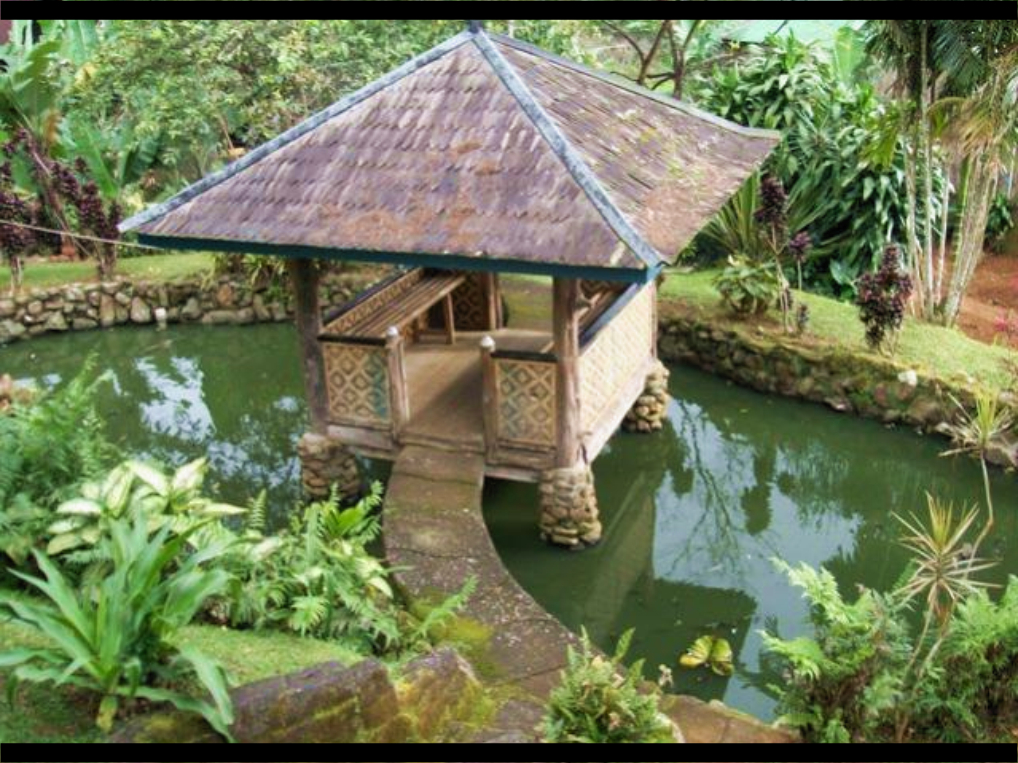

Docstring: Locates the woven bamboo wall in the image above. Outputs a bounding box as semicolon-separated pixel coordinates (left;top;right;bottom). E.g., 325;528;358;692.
322;342;391;428
495;357;556;449
579;285;654;434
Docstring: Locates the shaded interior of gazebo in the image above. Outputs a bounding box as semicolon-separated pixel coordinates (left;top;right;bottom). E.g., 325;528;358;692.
120;24;777;545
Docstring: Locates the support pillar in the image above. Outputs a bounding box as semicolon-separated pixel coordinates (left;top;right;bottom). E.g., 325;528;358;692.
288;258;360;502
539;465;601;549
297;432;362;502
543;278;601;549
623;360;670;432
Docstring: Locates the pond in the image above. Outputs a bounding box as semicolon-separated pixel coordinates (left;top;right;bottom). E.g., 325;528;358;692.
4;323;1015;720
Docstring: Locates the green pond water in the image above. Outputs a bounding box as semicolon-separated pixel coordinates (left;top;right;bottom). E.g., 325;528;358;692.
5;323;1015;720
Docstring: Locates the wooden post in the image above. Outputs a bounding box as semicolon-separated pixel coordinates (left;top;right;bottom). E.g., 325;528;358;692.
386;326;410;438
650;278;659;359
287;258;328;434
482;272;502;330
443;293;456;344
480;335;498;460
553;277;581;467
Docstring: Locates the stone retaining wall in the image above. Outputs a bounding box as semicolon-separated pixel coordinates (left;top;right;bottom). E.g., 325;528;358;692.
658;309;1017;469
0;269;376;345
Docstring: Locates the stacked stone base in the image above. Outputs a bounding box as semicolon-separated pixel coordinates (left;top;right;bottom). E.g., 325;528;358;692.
296;432;361;502
538;465;601;549
623;361;670;432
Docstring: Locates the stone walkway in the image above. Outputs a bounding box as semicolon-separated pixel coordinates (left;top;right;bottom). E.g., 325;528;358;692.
382;445;796;743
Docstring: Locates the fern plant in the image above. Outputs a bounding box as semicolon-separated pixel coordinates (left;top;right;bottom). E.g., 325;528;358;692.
0;516;235;737
543;627;678;743
219;483;401;651
0;358;116;566
761;560;912;743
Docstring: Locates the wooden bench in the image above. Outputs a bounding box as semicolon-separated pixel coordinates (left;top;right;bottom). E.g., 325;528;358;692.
324;270;466;343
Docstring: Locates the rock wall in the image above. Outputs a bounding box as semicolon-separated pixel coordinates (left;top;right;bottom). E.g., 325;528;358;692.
112;647;482;743
0;270;376;345
658;311;1017;469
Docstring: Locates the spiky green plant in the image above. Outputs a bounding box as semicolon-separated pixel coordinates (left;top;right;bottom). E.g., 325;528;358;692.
0;517;235;736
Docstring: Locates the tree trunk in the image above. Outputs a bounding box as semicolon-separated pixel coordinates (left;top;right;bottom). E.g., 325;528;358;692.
942;155;996;326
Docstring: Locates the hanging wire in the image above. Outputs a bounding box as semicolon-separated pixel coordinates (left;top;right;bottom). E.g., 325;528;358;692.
0;219;165;252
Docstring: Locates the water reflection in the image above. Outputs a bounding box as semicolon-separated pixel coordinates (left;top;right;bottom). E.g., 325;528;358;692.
485;366;1018;720
4;324;310;523
5;327;1014;719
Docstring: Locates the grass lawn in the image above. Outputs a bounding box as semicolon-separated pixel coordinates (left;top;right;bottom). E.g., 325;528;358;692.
0;594;364;742
0;252;215;292
659;268;1018;389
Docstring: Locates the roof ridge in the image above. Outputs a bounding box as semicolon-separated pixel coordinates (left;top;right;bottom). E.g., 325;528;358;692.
470;30;663;270
119;30;475;234
488;32;781;144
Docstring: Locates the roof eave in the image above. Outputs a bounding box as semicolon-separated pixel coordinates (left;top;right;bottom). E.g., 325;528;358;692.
136;232;660;285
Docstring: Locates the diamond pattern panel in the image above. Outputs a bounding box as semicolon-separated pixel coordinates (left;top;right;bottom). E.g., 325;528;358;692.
496;358;556;448
323;342;390;427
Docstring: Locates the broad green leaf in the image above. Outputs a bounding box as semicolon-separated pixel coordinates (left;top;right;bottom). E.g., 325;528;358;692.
55;498;101;516
125;460;170;496
171;458;207;496
679;635;713;669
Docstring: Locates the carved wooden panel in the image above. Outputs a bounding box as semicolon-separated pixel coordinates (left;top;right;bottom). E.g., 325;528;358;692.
495;358;556;448
322;342;390;427
579;285;654;433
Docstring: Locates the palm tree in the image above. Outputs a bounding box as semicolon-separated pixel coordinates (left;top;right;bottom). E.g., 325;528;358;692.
866;21;1018;327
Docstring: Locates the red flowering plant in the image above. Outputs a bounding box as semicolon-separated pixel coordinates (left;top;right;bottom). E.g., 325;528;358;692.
855;244;914;354
0;128;121;291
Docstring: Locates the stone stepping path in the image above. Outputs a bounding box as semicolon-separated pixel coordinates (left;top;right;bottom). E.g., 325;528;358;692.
382;444;796;744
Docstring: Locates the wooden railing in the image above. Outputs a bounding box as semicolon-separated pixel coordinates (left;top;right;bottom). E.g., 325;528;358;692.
480;339;557;460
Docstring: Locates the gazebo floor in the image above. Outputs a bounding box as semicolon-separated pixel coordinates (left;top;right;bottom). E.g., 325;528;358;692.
401;329;549;450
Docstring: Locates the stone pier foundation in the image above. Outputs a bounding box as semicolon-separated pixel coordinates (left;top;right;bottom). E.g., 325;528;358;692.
538;465;601;549
296;432;361;502
623;361;670;433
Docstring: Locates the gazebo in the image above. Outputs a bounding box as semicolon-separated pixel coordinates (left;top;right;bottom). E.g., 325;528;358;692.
120;24;777;548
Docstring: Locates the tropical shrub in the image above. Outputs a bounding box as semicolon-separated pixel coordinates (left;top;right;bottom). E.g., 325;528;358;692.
1;128;122;281
713;255;780;316
698;34;930;297
217;484;404;652
542;628;678;744
764;560;1018;743
910;577;1018;742
0;517;235;736
45;457;245;583
0;360;115;566
855;244;913;353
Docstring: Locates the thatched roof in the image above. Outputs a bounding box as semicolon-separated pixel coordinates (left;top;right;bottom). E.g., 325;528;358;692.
121;27;779;282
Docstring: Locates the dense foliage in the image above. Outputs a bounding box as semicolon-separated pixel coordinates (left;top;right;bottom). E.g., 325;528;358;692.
764;561;1018;743
698;33;929;297
217;485;400;651
0;361;115;567
45;457;245;585
0;518;235;736
543;628;677;743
